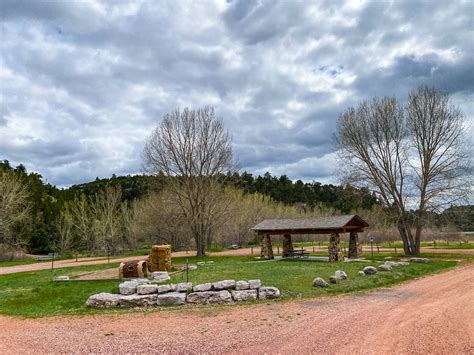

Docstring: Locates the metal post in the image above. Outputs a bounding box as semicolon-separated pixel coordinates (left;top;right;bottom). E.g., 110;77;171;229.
251;247;253;255
186;258;189;283
370;241;373;257
277;245;279;255
51;252;54;270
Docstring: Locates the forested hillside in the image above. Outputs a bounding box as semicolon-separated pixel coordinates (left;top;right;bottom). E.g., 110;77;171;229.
0;159;471;256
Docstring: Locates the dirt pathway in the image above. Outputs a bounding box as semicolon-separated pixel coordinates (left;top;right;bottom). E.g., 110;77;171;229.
1;246;472;275
0;264;472;354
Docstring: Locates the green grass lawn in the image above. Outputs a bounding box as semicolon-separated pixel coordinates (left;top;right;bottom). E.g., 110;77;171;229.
0;258;38;267
0;255;460;318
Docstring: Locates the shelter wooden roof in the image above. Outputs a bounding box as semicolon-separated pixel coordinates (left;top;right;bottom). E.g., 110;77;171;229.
252;214;369;235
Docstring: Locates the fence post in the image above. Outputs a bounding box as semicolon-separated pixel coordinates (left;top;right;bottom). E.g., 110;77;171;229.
251;247;253;255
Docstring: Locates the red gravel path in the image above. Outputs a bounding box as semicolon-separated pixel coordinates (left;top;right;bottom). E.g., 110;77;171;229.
0;264;472;354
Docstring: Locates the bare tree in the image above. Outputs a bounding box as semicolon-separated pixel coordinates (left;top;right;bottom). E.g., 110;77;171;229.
0;171;30;248
143;106;234;256
68;194;95;255
55;209;73;256
93;185;124;256
335;86;471;255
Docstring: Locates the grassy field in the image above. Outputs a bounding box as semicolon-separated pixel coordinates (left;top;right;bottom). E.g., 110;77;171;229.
0;255;460;318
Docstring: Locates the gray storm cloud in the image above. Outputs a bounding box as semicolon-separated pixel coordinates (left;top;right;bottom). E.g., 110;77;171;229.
1;0;472;186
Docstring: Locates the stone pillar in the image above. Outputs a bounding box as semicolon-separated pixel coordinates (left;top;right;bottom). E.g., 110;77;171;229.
348;231;362;259
328;232;343;262
282;234;294;257
260;234;274;260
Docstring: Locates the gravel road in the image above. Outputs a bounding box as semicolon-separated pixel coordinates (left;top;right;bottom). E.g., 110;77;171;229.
0;264;472;354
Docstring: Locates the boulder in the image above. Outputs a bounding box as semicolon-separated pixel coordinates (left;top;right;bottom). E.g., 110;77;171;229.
157;284;175;294
258;286;280;299
231;290;258;302
131;278;149;284
212;280;236;290
313;277;328;288
86;293;121;308
235;280;250;290
55;275;69;281
377;264;392;271
335;270;348;280
410;258;429;263
363;266;377;275
152;272;170;282
176;282;193;292
248;279;261;289
137;284;158;295
329;276;338;284
193;283;213;292
119;281;139;295
358;271;366;276
186;290;232;304
384;261;398;267
157;292;186;306
398;261;410;266
120;294;157;307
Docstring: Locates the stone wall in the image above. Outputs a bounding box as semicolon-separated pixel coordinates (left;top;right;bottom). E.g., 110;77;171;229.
86;278;280;308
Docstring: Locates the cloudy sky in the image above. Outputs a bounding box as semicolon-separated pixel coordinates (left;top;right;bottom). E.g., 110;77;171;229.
1;0;473;187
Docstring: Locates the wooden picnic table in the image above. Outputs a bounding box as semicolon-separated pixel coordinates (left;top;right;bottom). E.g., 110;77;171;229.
285;248;310;258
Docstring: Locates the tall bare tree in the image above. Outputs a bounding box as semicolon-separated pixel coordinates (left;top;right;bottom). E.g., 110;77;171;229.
143;106;234;256
0;171;30;248
335;86;471;255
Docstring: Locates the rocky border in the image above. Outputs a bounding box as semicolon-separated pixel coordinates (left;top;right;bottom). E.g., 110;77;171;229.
86;278;280;308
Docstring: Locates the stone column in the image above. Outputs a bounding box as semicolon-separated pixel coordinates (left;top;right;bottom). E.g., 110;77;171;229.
328;232;343;262
348;231;362;259
260;234;274;260
282;234;294;257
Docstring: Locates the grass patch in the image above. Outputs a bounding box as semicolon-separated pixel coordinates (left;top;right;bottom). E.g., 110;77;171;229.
0;258;38;267
0;255;461;318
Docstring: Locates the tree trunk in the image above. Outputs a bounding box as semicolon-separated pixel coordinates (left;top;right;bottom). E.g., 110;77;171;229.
260;234;274;260
328;233;343;261
397;217;418;255
282;234;294;257
348;231;361;259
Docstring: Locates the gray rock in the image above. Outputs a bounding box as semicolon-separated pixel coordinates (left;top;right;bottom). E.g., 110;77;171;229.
248;279;261;289
235;280;250;290
313;277;329;288
398;261;410;266
377;264;392;271
157;292;186;306
384;261;398;267
137;284;158;295
86;293;121;308
231;290;258;302
186;290;232;304
410;258;429;263
157;284;175;294
212;280;236;290
358;271;366;276
55;275;69;281
363;266;377;275
176;282;193;292
193;283;213;292
258;286;280;299
329;276;338;284
119;281;139;295
152;272;170;282
120;294;157;307
131;278;149;284
335;270;348;280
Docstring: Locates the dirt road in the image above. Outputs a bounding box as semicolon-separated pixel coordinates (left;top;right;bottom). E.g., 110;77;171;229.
0;264;472;354
1;246;472;275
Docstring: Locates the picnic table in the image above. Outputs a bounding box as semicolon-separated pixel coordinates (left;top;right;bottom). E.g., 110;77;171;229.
284;248;310;258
